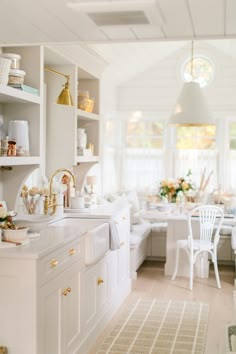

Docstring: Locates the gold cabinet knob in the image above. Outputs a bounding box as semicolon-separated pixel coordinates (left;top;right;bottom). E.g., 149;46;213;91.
62;289;68;296
120;241;125;246
50;258;58;268
97;277;104;285
122;216;126;220
67;287;72;293
68;248;76;256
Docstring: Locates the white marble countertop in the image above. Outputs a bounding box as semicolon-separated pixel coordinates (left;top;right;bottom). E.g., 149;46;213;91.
0;217;107;260
64;198;130;219
0;200;129;259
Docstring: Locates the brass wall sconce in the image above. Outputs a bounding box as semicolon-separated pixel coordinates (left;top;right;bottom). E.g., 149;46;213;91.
44;67;74;106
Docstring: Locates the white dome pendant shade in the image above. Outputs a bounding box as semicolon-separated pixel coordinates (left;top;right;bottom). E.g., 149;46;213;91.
168;40;215;126
168;81;215;126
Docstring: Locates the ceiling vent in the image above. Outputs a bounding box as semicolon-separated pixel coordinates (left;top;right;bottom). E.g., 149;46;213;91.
88;10;149;27
67;0;163;27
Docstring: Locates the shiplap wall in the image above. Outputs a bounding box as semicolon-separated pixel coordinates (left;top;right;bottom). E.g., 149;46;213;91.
117;42;236;117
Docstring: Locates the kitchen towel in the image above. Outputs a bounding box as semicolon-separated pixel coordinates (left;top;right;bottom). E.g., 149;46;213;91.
109;219;121;250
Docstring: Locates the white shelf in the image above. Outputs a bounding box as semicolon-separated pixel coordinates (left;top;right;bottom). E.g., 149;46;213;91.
76;155;99;163
0;156;41;166
0;84;40;104
77;109;99;121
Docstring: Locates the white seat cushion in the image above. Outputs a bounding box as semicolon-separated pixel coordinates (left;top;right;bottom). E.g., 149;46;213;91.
130;222;151;248
177;239;213;251
151;222;168;233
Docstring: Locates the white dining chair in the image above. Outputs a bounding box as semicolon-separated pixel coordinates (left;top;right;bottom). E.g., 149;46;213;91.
171;205;224;290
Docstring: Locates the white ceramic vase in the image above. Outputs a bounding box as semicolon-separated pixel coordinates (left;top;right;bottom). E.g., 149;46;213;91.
77;128;87;150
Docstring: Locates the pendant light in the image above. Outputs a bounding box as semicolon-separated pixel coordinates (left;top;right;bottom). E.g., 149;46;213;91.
168;41;215;126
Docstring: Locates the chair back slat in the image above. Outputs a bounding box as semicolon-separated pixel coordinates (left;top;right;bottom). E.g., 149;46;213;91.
188;205;224;245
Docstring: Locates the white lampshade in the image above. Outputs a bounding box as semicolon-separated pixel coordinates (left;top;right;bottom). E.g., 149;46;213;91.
168;81;215;126
86;175;97;185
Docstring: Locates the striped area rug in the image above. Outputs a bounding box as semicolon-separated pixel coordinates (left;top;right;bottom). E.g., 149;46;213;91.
97;298;209;354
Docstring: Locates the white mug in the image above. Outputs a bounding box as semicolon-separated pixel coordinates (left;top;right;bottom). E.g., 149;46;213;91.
71;196;85;209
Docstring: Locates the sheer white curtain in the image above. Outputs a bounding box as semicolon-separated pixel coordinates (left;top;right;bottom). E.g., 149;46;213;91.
174;149;218;187
228;151;236;190
121;148;164;192
102;147;119;194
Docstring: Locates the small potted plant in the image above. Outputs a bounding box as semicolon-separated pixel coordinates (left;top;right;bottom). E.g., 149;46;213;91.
0;204;28;243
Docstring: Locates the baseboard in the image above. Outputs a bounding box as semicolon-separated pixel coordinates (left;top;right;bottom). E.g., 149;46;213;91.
146;256;166;262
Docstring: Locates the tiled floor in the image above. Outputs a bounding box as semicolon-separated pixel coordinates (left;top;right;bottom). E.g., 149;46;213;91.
90;261;236;354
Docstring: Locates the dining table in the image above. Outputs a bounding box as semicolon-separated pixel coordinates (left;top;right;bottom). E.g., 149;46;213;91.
141;205;236;279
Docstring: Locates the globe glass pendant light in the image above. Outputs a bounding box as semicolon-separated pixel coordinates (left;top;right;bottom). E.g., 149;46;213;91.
168;41;215;126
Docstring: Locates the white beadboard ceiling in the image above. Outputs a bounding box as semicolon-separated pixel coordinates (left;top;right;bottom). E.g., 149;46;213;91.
1;0;236;85
0;0;235;45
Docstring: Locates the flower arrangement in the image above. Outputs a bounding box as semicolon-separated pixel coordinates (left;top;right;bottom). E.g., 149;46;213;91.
159;176;195;203
0;204;17;229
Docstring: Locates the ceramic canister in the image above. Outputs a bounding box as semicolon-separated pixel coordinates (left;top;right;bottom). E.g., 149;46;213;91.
8;120;30;155
77;128;87;150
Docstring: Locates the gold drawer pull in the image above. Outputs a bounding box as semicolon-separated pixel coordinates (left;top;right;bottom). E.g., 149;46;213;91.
50;259;58;268
62;289;68;296
68;248;76;256
62;287;72;296
97;277;104;285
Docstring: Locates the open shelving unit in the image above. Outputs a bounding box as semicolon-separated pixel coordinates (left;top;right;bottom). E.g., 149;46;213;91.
0;45;43;208
45;46;101;191
0;44;102;207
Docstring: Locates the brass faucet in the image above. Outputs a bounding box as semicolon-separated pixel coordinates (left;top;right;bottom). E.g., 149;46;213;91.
44;168;76;215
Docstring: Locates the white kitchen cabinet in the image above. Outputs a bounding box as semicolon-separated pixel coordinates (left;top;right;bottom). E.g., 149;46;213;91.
39;260;82;354
0;212;131;354
82;254;109;331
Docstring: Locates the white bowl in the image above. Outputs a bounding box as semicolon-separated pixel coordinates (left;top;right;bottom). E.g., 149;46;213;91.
14;215;53;233
3;227;28;242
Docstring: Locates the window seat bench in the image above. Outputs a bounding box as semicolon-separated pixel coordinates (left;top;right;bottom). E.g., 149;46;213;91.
130;222;234;279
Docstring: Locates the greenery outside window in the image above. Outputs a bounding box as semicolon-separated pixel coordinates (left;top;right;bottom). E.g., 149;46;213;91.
126;121;163;148
176;126;216;149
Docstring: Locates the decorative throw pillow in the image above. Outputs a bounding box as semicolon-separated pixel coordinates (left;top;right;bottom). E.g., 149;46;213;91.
125;190;142;225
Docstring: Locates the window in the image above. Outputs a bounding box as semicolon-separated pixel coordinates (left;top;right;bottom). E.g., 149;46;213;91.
176;126;216;149
174;125;217;186
230;122;236;149
183;56;214;88
122;119;164;191
126;121;163;148
228;121;236;189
